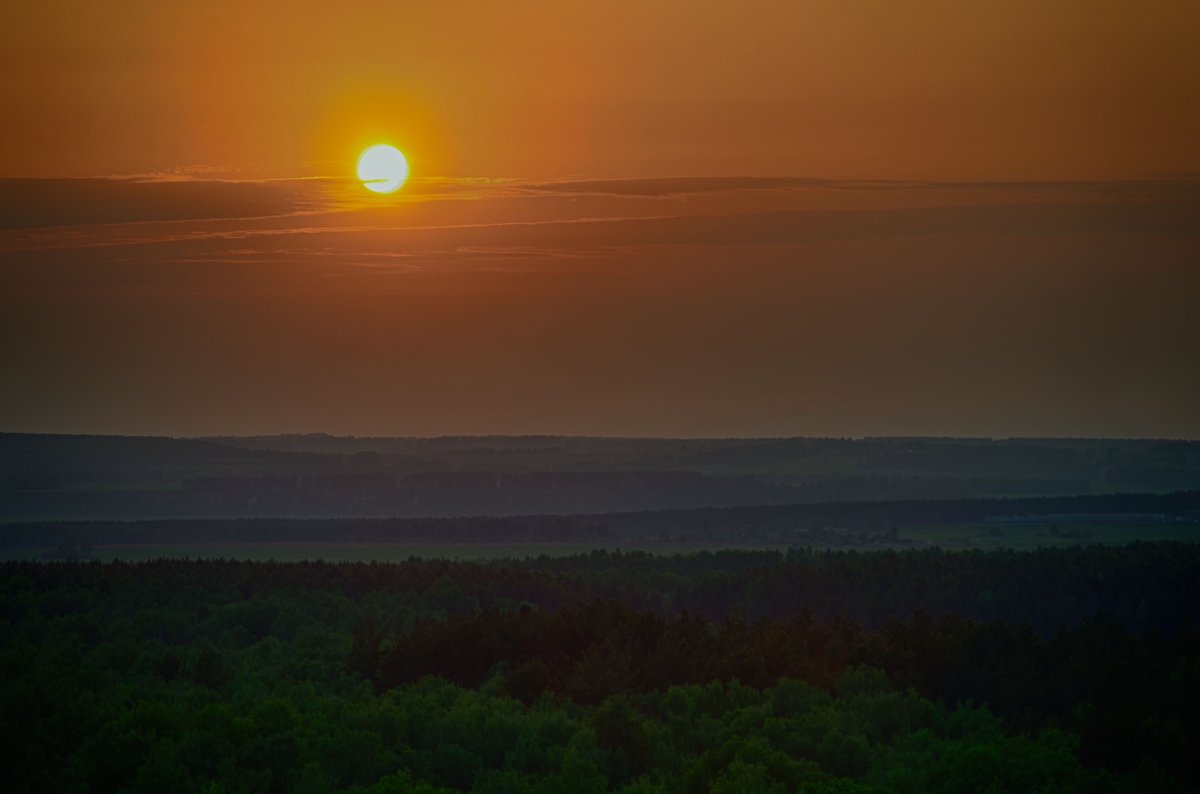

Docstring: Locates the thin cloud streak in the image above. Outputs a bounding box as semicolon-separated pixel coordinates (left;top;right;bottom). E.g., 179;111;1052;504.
4;198;1196;260
6;175;1198;237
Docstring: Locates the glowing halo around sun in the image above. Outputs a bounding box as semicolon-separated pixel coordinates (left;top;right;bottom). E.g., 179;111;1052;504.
356;144;409;193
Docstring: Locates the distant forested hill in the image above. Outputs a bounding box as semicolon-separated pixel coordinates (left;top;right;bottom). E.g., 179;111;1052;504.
2;489;1196;550
2;432;1198;521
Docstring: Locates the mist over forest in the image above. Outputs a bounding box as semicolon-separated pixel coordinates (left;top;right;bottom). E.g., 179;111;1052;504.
4;433;1198;522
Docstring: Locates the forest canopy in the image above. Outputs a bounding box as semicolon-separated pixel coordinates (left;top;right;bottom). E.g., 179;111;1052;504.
4;544;1197;792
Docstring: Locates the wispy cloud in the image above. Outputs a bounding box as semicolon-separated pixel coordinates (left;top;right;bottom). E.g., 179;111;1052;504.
0;177;323;230
518;175;1200;202
520;176;839;198
3;175;1196;264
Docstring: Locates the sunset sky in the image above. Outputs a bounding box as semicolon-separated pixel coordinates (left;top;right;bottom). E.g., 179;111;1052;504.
2;1;1198;437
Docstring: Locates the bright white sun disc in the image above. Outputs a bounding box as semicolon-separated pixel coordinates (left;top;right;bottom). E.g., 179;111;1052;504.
357;145;409;194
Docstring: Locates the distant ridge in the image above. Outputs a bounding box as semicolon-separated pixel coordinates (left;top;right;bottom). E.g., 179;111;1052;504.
1;489;1195;548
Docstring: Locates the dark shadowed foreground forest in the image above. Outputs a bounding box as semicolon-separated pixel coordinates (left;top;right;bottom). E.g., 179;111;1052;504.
5;544;1198;792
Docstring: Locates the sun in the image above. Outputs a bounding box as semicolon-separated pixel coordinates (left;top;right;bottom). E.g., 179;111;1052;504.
357;144;409;194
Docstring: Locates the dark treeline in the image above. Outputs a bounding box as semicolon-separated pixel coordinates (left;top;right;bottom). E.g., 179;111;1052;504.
3;489;1197;549
4;544;1199;791
6;544;1198;634
16;543;1200;636
364;602;1198;780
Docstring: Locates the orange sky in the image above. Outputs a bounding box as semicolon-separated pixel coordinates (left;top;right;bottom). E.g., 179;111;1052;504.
4;0;1198;180
1;2;1198;438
